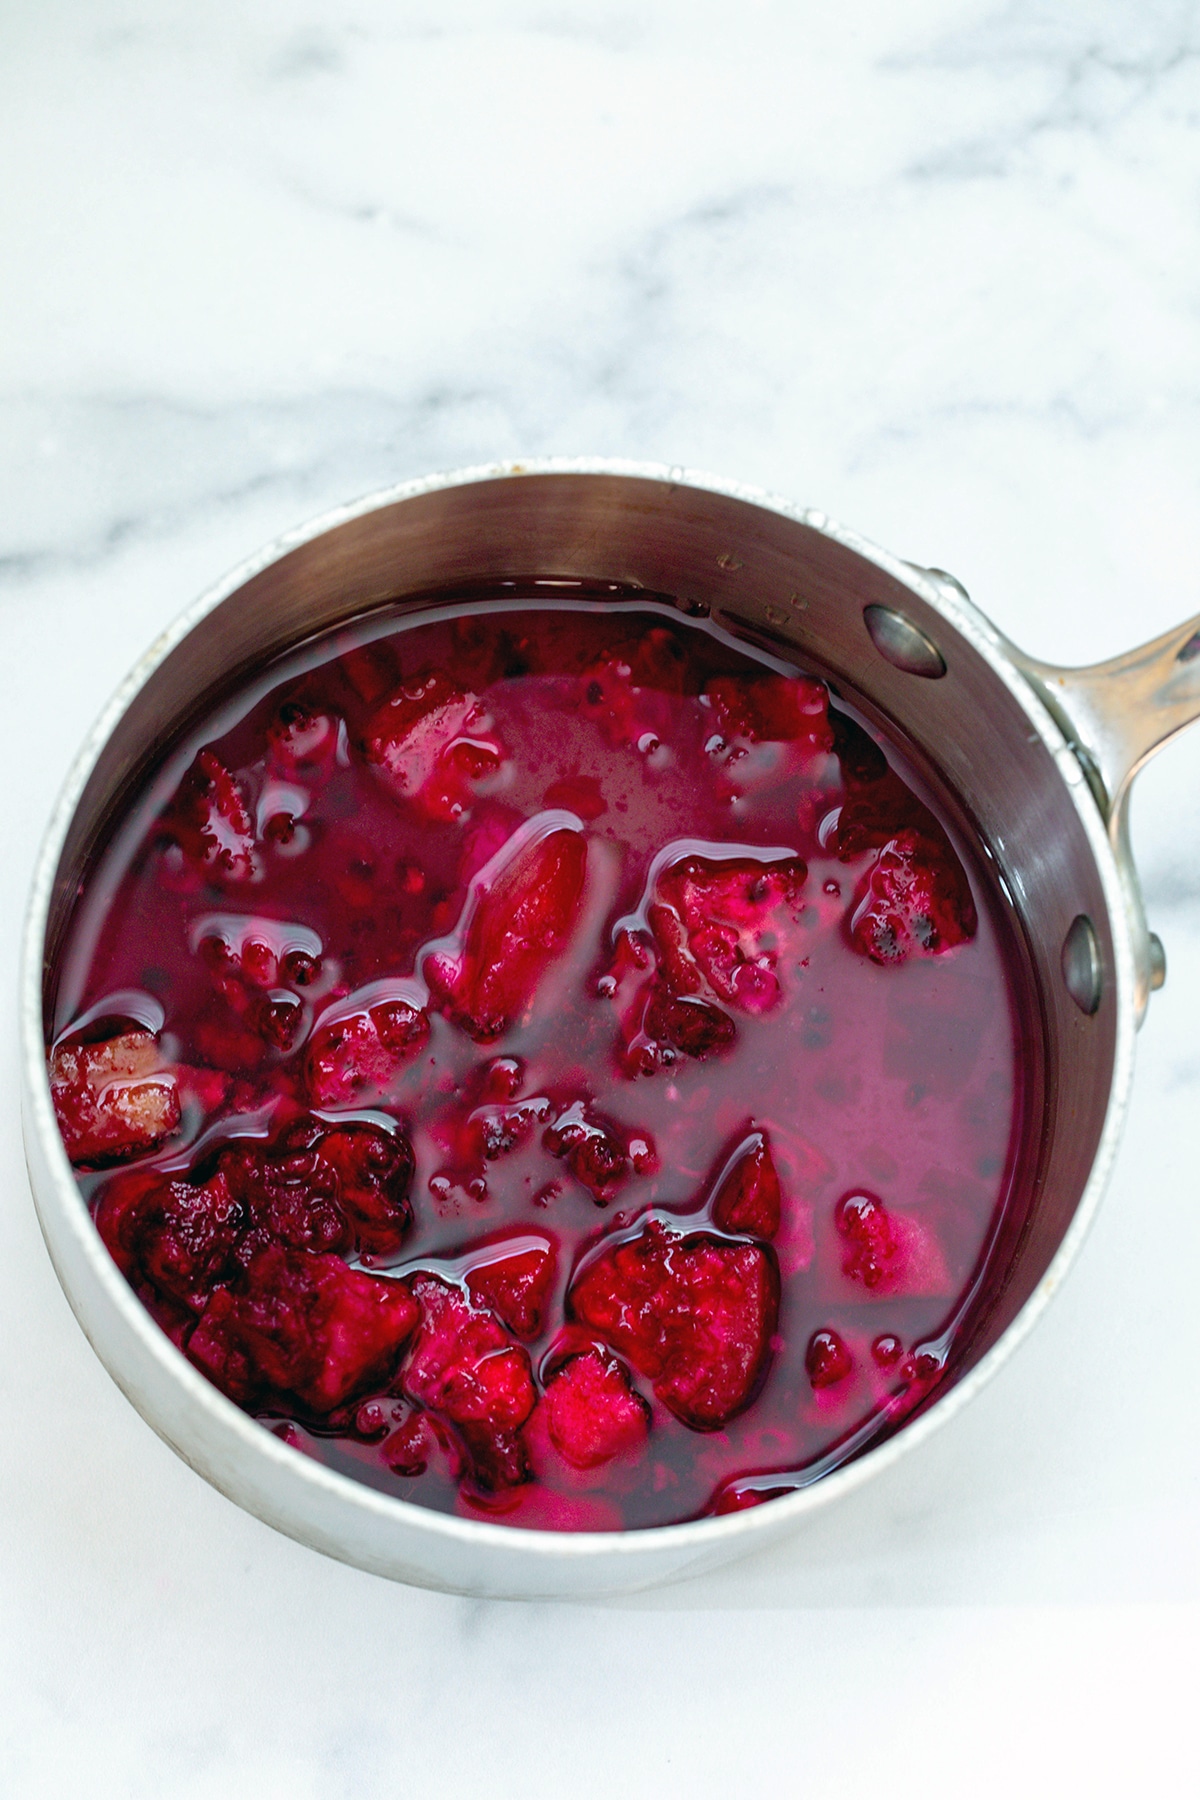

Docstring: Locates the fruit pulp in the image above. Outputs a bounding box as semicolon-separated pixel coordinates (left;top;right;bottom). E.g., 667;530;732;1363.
49;594;1038;1531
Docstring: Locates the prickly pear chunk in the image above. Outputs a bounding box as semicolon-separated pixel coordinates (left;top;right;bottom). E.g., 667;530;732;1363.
569;1219;779;1430
576;627;686;748
403;1274;537;1489
710;1129;783;1240
464;1235;557;1339
835;1192;951;1297
188;1243;419;1411
220;1142;349;1256
848;829;977;965
50;1031;181;1166
653;853;807;1014
467;1095;553;1161
618;978;737;1076
543;1101;653;1204
704;671;833;751
95;1164;243;1311
363;667;503;819
542;1348;650;1468
171;750;259;880
426;823;587;1043
305;993;429;1106
805;1328;854;1389
309;1122;415;1258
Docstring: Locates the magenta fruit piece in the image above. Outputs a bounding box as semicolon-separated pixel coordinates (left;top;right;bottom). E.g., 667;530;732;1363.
188;1242;420;1412
542;1348;650;1469
805;1328;854;1389
464;1235;557;1340
50;1031;181;1167
426;823;588;1043
569;1219;779;1431
305;995;430;1106
709;1129;783;1240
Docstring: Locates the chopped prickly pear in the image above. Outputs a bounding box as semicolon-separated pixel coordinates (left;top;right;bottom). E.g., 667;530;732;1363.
50;1031;180;1166
426;823;587;1043
171;750;259;880
848;829;976;965
542;1348;650;1468
569;1219;778;1430
710;1129;783;1240
464;1235;557;1339
363;667;503;819
188;1243;419;1411
306;993;429;1106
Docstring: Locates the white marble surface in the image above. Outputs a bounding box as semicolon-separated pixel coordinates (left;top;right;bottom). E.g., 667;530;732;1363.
3;2;1199;1793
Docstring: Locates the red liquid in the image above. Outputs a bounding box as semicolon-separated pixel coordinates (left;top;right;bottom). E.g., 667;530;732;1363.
49;597;1033;1531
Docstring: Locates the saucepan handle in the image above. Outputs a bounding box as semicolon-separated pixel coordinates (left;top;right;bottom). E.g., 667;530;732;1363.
1009;611;1200;1020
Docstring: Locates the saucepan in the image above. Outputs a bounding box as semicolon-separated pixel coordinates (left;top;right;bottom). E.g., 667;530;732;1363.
19;460;1200;1599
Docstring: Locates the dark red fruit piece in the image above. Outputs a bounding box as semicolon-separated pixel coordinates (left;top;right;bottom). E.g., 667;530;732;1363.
626;981;736;1074
362;666;502;820
426;823;587;1043
312;1122;415;1258
188;1243;419;1411
479;1055;523;1100
835;1192;951;1297
468;1096;553;1160
872;1333;904;1368
94;1164;244;1311
50;1031;181;1166
139;1169;243;1310
569;1219;779;1431
221;1143;349;1256
827;710;977;964
458;1424;532;1493
404;1276;537;1428
282;948;321;988
171;749;258;880
236;1116;414;1260
465;1235;556;1339
836;1192;897;1289
254;989;304;1050
305;994;430;1106
848;828;977;965
704;672;832;750
710;1129;783;1240
542;1348;650;1469
654;854;808;1014
403;1275;536;1490
543;1101;643;1204
806;1328;853;1389
382;1407;435;1476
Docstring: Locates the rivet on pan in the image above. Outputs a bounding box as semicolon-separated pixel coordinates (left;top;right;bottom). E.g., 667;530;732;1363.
1148;932;1166;991
1062;914;1102;1015
863;605;947;680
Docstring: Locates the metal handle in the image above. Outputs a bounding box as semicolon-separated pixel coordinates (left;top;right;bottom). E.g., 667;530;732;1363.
1009;612;1200;1020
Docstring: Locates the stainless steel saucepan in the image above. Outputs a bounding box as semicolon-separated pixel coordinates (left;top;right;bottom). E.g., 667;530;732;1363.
20;460;1200;1599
